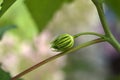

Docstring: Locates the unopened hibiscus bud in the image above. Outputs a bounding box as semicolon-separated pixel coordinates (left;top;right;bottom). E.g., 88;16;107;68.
51;34;74;52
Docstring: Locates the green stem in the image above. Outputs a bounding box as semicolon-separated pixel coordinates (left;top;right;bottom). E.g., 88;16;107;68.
73;32;105;38
92;0;111;36
107;36;120;52
92;0;120;52
11;38;105;80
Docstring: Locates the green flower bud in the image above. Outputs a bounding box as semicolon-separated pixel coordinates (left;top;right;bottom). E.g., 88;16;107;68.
51;34;74;52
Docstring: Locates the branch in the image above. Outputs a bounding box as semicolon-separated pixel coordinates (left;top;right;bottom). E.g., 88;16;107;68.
11;38;105;80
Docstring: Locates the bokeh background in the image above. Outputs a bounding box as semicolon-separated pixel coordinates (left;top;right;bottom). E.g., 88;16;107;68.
0;0;120;80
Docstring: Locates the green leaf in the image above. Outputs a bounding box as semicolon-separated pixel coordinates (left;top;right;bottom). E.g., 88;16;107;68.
0;0;16;17
0;66;23;80
0;66;11;80
0;0;3;10
105;0;120;18
25;0;73;32
0;25;17;40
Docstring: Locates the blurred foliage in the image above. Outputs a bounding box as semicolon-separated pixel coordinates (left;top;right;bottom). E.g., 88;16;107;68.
0;66;11;80
0;65;23;80
105;0;120;18
0;0;38;40
108;76;120;80
0;66;23;80
0;0;3;10
0;0;16;17
24;0;73;32
0;25;16;40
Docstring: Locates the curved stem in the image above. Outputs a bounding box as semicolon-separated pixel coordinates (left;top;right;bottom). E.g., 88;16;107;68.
11;38;105;80
73;32;105;38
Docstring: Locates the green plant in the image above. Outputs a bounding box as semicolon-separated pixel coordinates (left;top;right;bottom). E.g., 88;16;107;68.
0;0;120;80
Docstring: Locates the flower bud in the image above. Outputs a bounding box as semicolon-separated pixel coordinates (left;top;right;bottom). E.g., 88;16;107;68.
51;34;74;52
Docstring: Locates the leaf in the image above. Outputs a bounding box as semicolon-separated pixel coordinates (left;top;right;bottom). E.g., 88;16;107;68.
105;0;120;18
0;0;3;10
0;66;11;80
0;25;17;40
0;0;16;17
25;0;73;32
0;66;23;80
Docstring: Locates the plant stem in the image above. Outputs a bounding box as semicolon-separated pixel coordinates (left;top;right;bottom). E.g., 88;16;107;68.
107;36;120;52
92;0;111;36
92;0;120;52
11;38;105;80
73;32;105;38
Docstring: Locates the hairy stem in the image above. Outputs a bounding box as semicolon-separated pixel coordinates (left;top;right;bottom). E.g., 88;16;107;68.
11;38;105;80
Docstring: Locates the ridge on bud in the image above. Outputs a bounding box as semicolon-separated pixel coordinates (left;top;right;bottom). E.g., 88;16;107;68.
51;34;74;52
